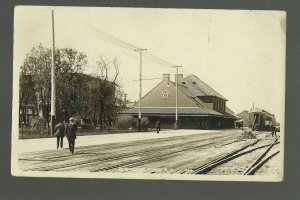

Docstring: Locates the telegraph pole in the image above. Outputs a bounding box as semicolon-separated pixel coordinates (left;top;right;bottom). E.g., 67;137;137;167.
134;48;147;132
50;10;56;136
173;66;182;130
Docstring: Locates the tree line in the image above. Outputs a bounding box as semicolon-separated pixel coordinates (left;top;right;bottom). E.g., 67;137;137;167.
19;44;125;132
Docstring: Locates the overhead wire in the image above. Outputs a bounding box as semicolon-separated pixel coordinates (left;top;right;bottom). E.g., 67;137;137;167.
132;77;163;81
143;51;175;68
84;27;139;61
82;21;177;68
86;28;137;51
85;23;139;51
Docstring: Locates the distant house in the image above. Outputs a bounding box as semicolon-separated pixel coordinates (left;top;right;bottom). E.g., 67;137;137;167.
121;74;237;129
237;110;250;127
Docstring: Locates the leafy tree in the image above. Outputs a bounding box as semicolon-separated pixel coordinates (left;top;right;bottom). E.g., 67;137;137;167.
19;73;36;126
20;44;124;134
20;45;52;130
55;48;88;122
19;45;88;131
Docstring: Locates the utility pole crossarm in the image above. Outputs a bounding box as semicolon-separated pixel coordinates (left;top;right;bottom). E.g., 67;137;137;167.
134;48;147;52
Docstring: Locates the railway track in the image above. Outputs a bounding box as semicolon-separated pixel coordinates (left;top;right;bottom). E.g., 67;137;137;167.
94;135;265;174
20;131;237;172
20;131;223;160
189;135;280;175
243;136;280;175
19;130;280;176
92;135;265;174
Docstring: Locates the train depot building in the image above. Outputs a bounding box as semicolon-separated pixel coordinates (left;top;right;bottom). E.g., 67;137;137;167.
121;74;238;130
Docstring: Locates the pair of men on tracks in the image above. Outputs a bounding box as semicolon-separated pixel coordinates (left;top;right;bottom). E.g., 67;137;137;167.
53;117;78;154
271;125;277;137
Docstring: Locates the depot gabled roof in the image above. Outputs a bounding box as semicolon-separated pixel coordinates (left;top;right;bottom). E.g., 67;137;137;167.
121;74;237;119
182;74;228;100
121;79;223;117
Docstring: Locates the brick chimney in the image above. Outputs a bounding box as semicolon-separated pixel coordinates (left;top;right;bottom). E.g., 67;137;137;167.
163;73;170;82
175;74;183;83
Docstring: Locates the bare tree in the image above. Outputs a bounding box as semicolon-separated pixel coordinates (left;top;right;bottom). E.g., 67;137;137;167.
92;56;120;131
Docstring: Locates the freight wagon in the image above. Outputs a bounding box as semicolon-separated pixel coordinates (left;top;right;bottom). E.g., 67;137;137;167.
249;108;276;131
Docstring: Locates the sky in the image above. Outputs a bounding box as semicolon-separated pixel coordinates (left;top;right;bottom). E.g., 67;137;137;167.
13;6;286;123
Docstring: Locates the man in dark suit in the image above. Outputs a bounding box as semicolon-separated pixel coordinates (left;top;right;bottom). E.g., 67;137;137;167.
66;117;78;154
155;119;161;134
54;121;65;149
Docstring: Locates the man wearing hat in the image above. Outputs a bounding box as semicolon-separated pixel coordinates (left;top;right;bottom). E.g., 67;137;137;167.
66;117;78;154
53;120;65;149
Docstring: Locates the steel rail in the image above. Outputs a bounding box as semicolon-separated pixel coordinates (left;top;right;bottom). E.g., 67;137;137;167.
22;131;264;173
69;134;243;173
20;132;216;161
191;138;261;174
243;151;280;175
172;140;279;174
243;136;279;175
191;132;273;174
55;140;217;172
27;135;228;172
20;131;224;158
91;141;218;172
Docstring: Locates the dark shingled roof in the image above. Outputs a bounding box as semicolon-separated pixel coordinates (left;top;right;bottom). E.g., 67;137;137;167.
121;74;236;119
182;74;228;100
121;107;222;116
133;80;199;108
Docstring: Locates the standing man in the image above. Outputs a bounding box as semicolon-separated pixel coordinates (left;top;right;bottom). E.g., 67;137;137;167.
54;120;65;149
155;119;161;134
66;117;78;154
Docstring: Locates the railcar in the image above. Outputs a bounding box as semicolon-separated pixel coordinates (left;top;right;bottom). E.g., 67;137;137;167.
249;109;276;131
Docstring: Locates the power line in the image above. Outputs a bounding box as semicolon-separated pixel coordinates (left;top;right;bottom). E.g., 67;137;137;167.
86;29;136;51
86;28;140;61
82;21;177;68
84;22;139;50
143;51;174;68
132;77;163;81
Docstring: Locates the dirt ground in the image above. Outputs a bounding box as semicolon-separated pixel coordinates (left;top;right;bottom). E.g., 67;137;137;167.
15;129;282;178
